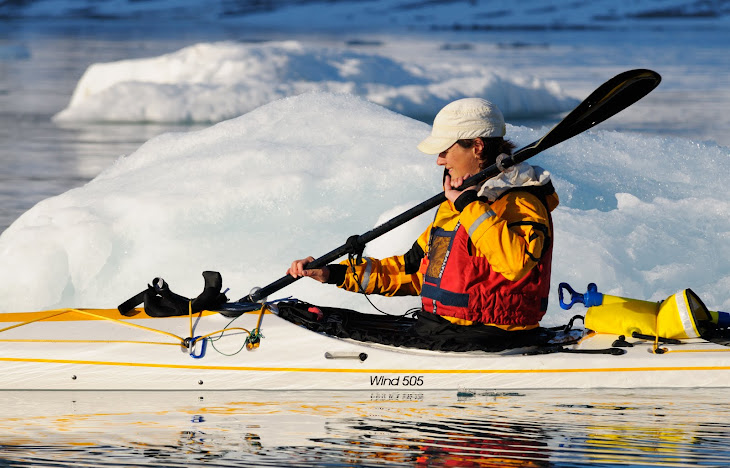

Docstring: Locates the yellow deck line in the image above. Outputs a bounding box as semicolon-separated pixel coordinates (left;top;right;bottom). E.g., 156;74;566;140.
1;357;730;374
0;309;225;322
0;339;179;345
662;348;730;353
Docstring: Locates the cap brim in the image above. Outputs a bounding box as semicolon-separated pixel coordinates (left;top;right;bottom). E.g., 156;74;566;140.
417;135;456;155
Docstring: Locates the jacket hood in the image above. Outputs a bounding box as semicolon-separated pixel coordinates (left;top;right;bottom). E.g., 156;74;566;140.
477;162;553;202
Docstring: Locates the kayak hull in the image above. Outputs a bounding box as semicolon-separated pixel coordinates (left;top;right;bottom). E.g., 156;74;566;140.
2;307;730;390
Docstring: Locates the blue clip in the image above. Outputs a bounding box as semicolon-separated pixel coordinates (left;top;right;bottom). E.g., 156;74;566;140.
558;283;604;310
188;336;207;359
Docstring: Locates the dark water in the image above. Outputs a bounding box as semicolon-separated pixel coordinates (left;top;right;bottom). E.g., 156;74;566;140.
0;20;220;234
1;389;729;467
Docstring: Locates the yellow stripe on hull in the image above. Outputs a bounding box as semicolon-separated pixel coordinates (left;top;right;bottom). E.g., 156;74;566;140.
1;356;730;375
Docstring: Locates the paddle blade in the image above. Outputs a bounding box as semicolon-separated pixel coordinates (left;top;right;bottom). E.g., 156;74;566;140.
515;69;661;163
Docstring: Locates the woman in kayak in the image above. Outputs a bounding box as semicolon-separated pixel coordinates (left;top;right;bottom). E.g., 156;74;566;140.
288;98;559;344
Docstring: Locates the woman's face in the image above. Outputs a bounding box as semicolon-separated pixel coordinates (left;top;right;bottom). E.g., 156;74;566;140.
436;141;482;181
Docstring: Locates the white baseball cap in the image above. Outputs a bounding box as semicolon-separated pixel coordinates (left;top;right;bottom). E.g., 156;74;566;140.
417;98;506;155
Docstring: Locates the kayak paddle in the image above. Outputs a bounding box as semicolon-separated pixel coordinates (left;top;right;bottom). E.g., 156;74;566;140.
238;69;661;305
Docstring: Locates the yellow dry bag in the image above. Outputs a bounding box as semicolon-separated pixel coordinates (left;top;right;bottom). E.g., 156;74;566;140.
584;294;658;337
559;283;718;340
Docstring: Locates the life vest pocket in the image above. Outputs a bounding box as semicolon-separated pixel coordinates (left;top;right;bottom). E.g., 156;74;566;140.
424;226;457;281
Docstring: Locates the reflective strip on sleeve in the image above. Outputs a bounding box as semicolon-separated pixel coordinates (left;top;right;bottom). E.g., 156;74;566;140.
467;210;496;238
360;257;373;290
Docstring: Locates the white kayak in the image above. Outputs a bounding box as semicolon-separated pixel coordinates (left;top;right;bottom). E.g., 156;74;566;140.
1;299;730;391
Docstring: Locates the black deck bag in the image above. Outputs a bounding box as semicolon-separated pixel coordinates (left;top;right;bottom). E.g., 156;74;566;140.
276;300;554;353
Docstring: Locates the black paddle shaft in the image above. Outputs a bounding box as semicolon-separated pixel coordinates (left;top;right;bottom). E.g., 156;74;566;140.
241;69;661;303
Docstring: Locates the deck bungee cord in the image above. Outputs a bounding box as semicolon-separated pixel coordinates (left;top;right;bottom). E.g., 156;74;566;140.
0;302;268;360
182;299;262;358
0;308;185;344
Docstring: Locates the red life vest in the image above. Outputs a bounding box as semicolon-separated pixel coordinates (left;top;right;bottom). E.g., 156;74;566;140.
419;198;553;327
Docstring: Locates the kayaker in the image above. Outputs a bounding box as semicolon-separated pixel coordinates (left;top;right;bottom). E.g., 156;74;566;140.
288;98;559;345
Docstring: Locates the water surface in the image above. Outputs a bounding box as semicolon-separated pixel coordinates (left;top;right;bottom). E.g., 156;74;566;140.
2;389;728;467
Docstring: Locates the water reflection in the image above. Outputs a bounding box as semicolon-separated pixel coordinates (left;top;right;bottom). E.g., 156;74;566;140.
319;417;551;467
1;389;728;467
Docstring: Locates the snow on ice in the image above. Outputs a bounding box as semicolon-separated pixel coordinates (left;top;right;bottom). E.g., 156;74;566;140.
53;41;577;124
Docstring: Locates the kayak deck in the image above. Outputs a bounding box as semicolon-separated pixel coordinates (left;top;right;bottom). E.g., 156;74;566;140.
1;304;729;390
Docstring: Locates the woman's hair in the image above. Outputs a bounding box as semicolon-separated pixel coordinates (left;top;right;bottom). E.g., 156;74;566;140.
456;137;516;169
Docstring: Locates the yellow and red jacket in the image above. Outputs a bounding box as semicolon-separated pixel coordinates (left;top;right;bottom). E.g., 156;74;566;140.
327;164;559;329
